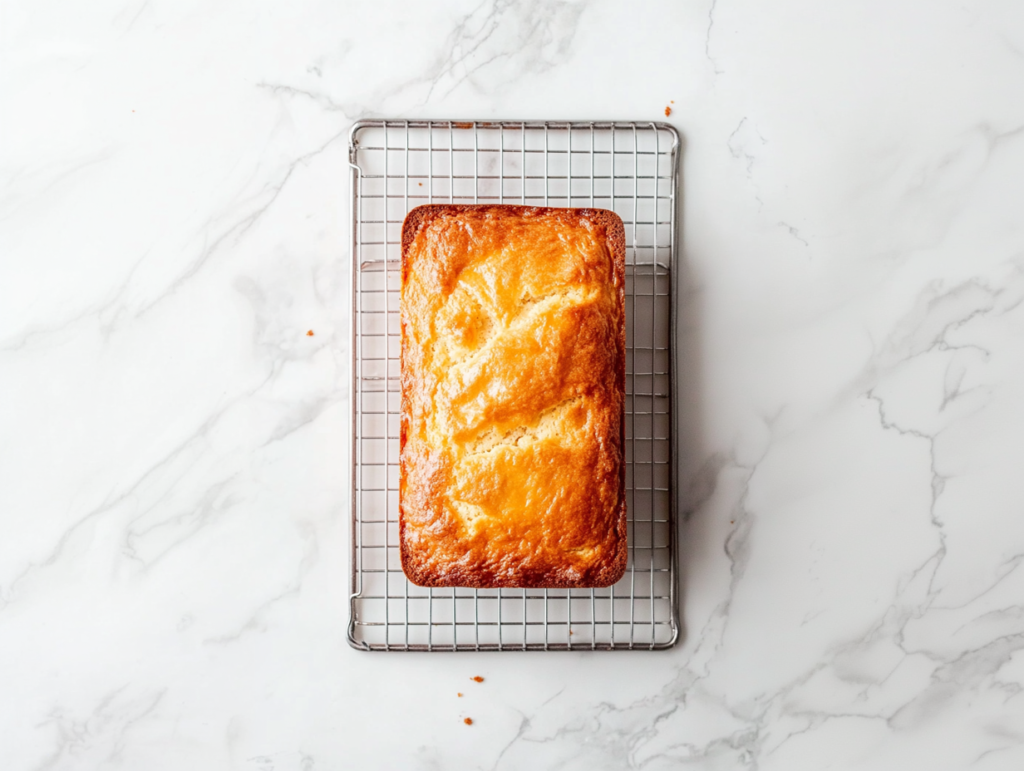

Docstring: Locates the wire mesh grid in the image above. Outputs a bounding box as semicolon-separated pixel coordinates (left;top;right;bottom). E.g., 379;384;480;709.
348;120;679;651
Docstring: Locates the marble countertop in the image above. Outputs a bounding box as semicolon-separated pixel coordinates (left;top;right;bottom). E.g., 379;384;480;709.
4;1;1024;768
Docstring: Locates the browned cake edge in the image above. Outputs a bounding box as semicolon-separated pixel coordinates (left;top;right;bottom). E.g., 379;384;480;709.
399;204;628;589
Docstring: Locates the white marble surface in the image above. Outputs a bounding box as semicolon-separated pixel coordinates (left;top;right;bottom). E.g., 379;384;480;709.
4;0;1024;768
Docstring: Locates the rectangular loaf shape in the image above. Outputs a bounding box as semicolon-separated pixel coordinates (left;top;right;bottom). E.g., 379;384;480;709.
400;204;627;588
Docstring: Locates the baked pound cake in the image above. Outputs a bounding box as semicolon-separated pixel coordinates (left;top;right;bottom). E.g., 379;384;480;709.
400;204;627;588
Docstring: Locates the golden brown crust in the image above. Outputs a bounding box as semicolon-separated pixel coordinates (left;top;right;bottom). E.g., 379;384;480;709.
400;204;627;588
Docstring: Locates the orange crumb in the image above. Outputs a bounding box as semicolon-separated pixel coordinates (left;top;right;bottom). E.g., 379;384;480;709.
418;182;423;186
664;106;672;117
471;676;484;683
671;100;675;104
464;717;473;725
457;692;463;697
306;330;314;336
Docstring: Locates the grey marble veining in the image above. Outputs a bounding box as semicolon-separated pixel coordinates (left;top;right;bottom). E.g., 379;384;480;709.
3;0;1024;768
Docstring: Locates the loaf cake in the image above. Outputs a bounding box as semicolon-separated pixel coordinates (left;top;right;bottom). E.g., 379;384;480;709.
400;204;627;588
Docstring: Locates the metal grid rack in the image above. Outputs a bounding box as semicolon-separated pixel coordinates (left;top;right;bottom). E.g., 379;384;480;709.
348;120;679;651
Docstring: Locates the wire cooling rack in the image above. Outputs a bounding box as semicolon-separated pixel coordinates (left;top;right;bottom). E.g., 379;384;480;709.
348;120;679;651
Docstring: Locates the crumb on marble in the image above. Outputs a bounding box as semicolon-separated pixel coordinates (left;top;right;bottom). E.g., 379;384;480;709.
464;717;473;725
457;692;463;697
306;330;314;336
664;106;672;117
471;676;484;683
